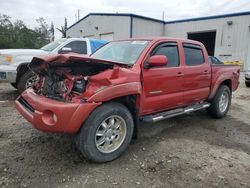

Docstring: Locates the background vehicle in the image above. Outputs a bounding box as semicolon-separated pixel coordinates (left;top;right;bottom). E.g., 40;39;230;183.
0;38;107;92
15;38;240;162
245;69;250;87
208;56;224;65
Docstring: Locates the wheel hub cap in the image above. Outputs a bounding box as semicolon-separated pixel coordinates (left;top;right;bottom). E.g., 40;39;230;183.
219;91;229;113
95;115;127;153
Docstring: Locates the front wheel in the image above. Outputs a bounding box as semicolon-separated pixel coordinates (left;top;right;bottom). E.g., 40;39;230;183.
75;102;134;163
17;71;39;93
207;85;231;118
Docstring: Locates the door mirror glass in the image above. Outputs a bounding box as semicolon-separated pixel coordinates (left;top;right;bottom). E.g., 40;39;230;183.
148;55;168;67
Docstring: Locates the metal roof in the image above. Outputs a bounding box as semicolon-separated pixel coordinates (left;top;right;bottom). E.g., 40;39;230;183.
166;11;250;24
67;13;165;31
67;11;250;30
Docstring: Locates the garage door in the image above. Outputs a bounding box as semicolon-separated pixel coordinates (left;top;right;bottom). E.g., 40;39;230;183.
188;31;216;56
100;33;114;41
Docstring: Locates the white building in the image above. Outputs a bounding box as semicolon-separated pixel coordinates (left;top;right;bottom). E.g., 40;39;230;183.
66;12;250;70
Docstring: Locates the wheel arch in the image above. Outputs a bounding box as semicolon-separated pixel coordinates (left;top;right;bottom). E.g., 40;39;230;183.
220;79;232;91
105;95;139;139
208;78;232;100
16;62;30;83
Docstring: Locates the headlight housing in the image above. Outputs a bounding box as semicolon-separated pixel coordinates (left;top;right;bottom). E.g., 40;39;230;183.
4;55;12;62
0;55;12;65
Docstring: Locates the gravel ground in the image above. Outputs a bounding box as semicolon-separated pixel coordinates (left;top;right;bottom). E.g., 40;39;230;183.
0;75;250;188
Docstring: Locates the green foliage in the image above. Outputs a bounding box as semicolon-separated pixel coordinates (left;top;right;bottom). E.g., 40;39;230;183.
57;17;67;38
0;14;53;49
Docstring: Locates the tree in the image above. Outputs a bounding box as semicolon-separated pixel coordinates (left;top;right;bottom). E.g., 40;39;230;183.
34;17;50;47
0;14;12;28
49;22;55;42
0;14;13;48
0;14;51;49
57;17;67;38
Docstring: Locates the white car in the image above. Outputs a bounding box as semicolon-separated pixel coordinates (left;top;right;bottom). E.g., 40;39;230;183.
0;38;107;92
245;69;250;87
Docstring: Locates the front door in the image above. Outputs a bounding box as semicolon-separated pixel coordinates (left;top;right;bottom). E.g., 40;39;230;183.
141;42;184;115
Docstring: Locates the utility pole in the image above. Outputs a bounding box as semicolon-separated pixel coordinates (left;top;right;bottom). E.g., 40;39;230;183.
78;9;80;21
162;11;165;21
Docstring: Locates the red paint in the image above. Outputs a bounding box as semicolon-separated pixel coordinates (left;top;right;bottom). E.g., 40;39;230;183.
148;55;168;67
15;89;100;133
15;37;240;134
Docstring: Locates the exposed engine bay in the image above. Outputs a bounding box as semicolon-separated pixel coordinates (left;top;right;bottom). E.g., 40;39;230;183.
29;55;115;102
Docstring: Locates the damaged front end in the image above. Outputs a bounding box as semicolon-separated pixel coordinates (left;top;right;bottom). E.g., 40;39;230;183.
28;54;139;103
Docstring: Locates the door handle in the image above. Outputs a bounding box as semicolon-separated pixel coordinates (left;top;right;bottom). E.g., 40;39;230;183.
176;72;184;77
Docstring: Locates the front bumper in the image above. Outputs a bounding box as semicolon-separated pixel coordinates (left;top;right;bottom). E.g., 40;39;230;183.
15;89;101;133
0;65;17;83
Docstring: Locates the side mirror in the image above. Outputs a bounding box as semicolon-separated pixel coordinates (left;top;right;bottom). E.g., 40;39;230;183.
148;55;168;67
59;47;72;54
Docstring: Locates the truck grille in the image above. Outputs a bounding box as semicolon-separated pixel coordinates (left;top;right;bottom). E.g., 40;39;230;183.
18;97;35;114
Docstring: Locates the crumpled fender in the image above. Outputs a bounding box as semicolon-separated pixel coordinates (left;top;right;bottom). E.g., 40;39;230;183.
87;82;141;102
84;65;141;102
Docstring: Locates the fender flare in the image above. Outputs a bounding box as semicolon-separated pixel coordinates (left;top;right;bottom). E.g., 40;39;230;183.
208;76;232;100
87;82;141;102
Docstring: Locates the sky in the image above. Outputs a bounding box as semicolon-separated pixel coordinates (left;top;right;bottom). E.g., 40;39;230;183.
1;0;250;39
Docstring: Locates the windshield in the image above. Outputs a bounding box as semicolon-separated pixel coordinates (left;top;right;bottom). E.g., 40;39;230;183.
91;40;149;64
41;38;67;52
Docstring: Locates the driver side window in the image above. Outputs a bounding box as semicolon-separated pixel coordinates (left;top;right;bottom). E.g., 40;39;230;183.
63;41;87;54
152;43;179;67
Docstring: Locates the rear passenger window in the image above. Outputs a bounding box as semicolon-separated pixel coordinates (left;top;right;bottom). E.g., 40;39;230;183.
183;44;204;66
152;43;179;67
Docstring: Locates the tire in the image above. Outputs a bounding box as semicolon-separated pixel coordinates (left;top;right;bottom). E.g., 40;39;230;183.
207;85;231;118
75;102;134;163
17;71;38;93
245;81;250;87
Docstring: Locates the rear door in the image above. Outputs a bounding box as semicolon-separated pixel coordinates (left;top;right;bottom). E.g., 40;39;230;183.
141;41;185;115
182;43;211;105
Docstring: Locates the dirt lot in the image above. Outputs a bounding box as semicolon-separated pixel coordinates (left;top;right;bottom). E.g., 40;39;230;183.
0;75;250;188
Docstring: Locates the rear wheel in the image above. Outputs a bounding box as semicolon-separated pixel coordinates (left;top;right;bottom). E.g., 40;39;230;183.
75;102;134;163
245;81;250;87
17;71;38;93
207;85;231;118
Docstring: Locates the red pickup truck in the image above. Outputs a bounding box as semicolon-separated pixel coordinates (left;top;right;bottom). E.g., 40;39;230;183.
15;38;240;162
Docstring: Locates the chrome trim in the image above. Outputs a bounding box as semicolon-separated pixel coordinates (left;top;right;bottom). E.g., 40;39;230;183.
149;90;163;94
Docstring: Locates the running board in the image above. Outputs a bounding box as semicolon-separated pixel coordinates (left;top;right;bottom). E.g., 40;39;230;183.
142;102;210;123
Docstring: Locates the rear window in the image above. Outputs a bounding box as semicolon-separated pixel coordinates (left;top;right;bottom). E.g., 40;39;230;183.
183;43;204;66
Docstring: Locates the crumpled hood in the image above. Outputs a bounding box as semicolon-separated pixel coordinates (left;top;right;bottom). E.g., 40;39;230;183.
29;54;141;102
29;54;128;74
